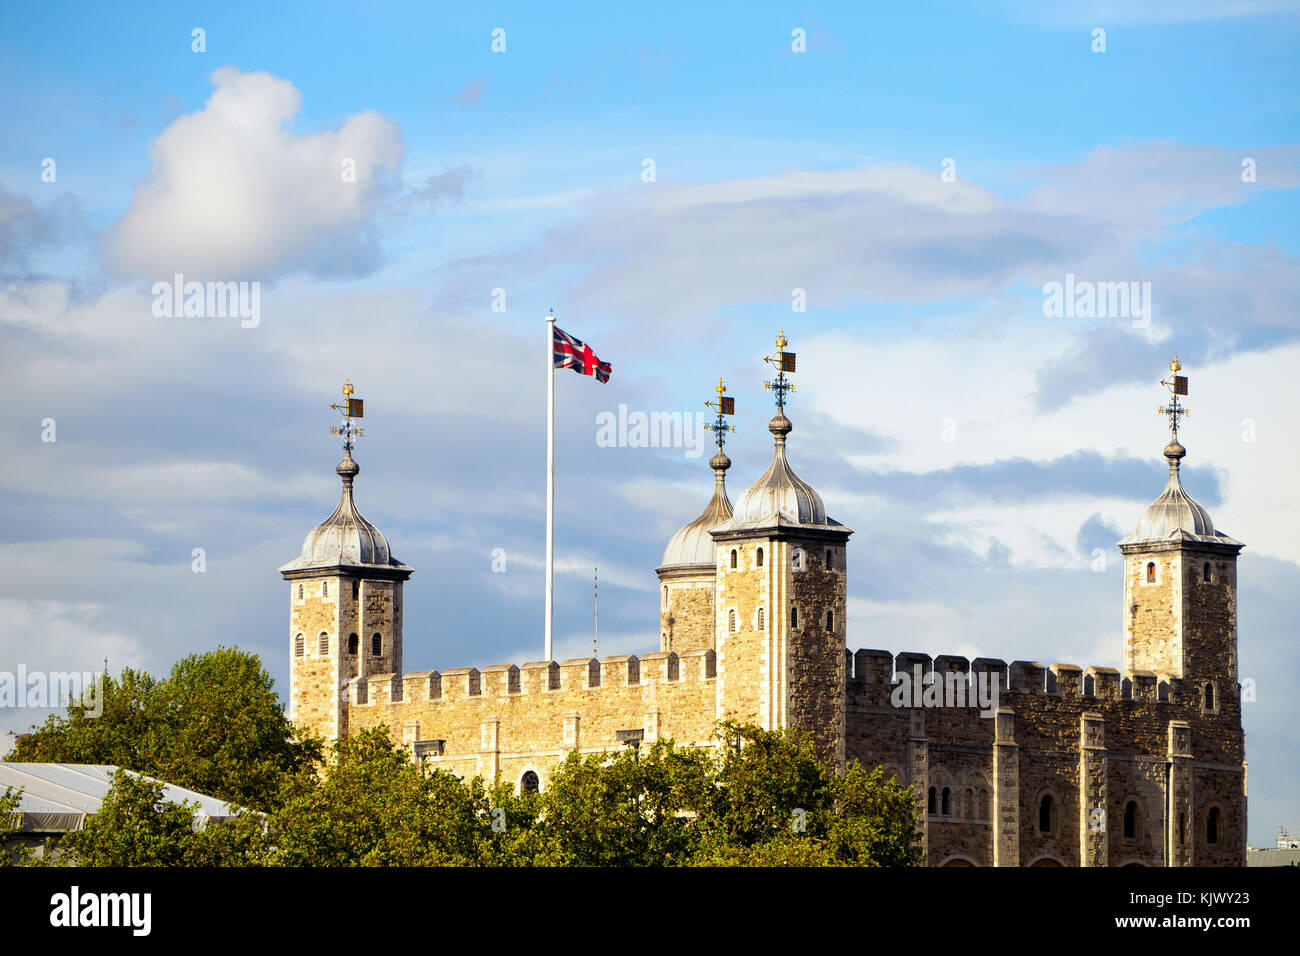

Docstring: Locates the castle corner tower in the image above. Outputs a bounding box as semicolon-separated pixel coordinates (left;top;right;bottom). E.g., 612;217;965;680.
1117;358;1244;693
710;334;852;765
279;382;413;743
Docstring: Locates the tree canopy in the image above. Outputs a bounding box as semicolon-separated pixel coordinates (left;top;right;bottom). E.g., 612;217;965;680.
5;647;320;812
25;720;920;867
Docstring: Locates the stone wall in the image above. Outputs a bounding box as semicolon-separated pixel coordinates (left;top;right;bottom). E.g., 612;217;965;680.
346;650;719;791
843;650;1246;867
658;568;717;654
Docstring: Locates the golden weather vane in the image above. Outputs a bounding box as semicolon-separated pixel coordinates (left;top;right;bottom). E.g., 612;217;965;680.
762;330;797;410
329;379;365;452
703;377;736;450
1157;356;1189;441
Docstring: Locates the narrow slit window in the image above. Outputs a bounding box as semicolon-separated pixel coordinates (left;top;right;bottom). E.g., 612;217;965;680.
1124;800;1138;839
1146;562;1156;584
372;633;382;656
756;547;764;567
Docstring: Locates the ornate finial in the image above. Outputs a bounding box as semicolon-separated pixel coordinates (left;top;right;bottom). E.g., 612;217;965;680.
1157;355;1190;446
329;380;365;454
763;331;797;411
703;377;736;452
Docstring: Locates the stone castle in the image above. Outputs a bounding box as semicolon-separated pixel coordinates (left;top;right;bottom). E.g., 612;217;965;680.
280;347;1247;867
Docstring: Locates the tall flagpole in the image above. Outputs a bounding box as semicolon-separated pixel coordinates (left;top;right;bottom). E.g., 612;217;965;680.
545;309;556;663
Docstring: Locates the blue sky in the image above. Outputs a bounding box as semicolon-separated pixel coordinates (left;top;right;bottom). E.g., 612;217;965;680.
1;1;1297;845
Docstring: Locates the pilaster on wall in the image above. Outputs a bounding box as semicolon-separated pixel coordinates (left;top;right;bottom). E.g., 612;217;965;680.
993;708;1019;867
562;713;580;755
908;709;928;862
1080;713;1108;867
478;717;500;783
1168;720;1194;867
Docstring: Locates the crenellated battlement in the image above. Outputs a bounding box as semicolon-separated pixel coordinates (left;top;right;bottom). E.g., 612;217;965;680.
848;648;1187;705
348;648;717;708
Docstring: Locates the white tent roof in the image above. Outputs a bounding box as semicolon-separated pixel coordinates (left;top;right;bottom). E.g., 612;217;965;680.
0;763;239;833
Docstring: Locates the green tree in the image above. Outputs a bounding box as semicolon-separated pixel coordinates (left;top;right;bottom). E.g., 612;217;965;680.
55;770;270;867
0;786;21;867
530;740;710;866
267;726;498;866
7;648;320;812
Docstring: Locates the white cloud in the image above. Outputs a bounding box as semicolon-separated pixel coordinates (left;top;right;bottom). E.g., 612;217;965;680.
807;327;1300;565
108;67;403;280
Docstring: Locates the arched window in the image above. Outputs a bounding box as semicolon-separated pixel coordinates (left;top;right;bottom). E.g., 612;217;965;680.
756;547;764;567
1123;800;1139;840
1121;677;1133;700
790;606;799;628
757;607;765;631
792;549;803;570
371;633;382;656
1206;807;1221;845
927;787;937;815
826;609;834;631
297;584;303;599
730;549;738;569
728;609;736;633
352;579;360;600
941;787;951;816
294;633;304;657
1203;562;1212;584
520;771;540;795
1204;683;1215;711
1039;794;1054;834
663;586;667;602
1146;562;1156;584
318;632;328;655
347;633;358;655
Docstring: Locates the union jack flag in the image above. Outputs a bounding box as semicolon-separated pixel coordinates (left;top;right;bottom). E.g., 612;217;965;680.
553;325;611;383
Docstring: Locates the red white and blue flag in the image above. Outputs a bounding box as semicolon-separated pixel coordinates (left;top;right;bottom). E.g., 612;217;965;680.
552;325;611;383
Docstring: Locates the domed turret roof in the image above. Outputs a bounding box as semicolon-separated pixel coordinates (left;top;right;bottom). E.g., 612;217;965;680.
1119;439;1240;548
715;412;845;534
279;450;413;575
660;450;733;569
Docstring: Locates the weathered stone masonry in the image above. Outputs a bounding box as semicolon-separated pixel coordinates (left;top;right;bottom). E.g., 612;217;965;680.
283;374;1247;867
